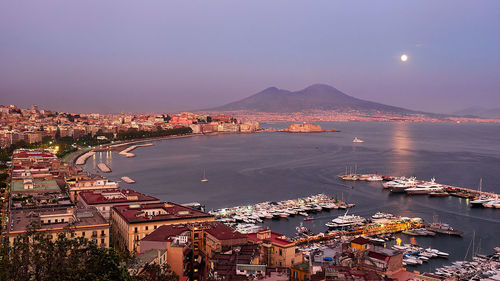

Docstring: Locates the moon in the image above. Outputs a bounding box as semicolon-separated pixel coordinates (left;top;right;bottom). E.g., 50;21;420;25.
400;54;408;62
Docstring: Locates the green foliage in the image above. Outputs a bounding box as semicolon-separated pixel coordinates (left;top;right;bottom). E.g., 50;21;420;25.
0;230;130;281
0;173;8;181
116;127;192;141
0;229;179;281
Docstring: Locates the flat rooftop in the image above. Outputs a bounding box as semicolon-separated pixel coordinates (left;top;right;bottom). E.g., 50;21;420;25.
79;189;159;205
7;207;107;233
11;179;61;193
246;231;294;246
113;202;213;224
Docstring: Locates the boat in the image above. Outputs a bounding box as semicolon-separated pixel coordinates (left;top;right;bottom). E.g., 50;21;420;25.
470;179;492;207
325;211;366;229
483;196;500;208
366;174;383;181
426;222;463;236
296;222;311;235
429;191;449;197
405;178;444;194
389;177;417;193
352;137;364;143
201;169;208;183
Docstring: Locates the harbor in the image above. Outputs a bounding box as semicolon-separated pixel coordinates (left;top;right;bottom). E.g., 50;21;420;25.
83;124;500;273
339;172;500;208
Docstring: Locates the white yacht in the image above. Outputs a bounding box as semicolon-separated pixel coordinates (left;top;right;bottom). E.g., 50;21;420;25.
366;174;383;181
352;137;364;143
325;211;366;229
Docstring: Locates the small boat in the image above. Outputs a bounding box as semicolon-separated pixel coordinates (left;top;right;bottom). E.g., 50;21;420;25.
352;137;364;143
201;169;208;183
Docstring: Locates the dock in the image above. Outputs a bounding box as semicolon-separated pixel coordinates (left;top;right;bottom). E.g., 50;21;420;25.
118;143;154;157
295;219;424;246
339;173;499;201
121;176;135;184
97;163;111;173
75;151;95;165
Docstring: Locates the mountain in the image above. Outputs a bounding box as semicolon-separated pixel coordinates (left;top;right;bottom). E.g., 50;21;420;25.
452;107;500;119
209;84;417;114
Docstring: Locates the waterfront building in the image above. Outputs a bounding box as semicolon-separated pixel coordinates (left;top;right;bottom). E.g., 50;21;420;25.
139;221;251;280
4;207;109;248
350;236;371;251
111;202;214;252
246;229;303;268
65;172;119;201
78;189;160;220
359;246;403;276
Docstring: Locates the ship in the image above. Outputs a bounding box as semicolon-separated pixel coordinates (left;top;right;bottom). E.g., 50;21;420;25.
325;211;366;229
352;137;364;143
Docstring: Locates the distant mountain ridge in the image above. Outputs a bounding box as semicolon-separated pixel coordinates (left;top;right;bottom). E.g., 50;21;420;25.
209;84;417;114
452;107;500;119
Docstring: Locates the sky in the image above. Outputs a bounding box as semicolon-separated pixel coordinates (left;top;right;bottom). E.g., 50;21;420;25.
1;1;499;114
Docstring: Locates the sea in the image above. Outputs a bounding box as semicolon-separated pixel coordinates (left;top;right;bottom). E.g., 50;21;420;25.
84;121;500;272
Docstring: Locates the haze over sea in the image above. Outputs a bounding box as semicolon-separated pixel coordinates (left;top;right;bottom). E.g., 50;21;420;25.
84;121;500;270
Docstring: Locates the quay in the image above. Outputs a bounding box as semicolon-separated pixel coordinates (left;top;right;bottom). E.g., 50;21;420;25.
295;218;423;246
339;173;499;202
121;176;135;184
97;163;111;173
118;143;154;157
75;151;95;165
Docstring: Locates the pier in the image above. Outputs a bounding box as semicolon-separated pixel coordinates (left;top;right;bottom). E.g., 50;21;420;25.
118;143;153;157
75;151;95;165
121;176;135;184
97;163;111;173
339;173;499;203
295;219;423;246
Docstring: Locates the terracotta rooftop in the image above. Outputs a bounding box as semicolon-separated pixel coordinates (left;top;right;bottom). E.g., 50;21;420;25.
141;225;190;242
246;231;294;246
13;151;56;159
351;236;370;245
79;189;160;205
205;222;247;240
113;202;213;224
141;221;246;242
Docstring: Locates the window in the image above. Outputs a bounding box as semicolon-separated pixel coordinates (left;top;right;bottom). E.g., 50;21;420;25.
101;238;105;244
154;225;157;229
101;230;105;235
134;227;138;233
48;219;51;224
279;249;282;256
145;226;148;231
55;219;58;223
61;219;64;223
92;231;97;237
82;232;85;237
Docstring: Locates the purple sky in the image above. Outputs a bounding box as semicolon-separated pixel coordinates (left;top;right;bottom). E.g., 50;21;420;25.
1;1;499;114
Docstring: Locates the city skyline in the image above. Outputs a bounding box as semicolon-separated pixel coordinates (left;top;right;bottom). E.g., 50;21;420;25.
1;1;499;114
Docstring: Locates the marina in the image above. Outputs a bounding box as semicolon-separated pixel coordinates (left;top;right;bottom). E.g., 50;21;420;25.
340;173;500;208
84;122;500;272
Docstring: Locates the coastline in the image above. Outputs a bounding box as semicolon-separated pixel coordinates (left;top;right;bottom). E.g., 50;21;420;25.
70;131;250;166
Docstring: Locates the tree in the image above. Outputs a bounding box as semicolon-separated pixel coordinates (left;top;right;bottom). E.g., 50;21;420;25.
132;263;178;281
0;228;130;281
